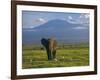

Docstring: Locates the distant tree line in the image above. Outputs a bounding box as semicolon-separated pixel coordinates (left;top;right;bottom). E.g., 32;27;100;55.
23;43;89;51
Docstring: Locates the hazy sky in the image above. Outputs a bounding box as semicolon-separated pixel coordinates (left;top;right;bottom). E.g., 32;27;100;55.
22;10;89;30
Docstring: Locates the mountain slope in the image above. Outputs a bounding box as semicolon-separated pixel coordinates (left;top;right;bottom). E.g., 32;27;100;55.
22;19;89;44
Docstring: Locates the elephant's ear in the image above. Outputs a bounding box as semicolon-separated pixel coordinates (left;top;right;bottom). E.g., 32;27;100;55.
41;38;48;47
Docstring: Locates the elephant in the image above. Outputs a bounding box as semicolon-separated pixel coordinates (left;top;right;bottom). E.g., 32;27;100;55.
41;38;57;61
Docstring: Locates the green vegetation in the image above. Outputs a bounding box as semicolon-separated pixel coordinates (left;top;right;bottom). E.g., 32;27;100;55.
22;44;89;69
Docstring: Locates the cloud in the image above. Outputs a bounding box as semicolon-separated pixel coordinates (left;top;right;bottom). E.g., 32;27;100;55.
67;13;89;25
79;14;89;19
79;14;89;24
37;18;45;22
73;26;88;30
23;18;47;29
33;18;46;24
67;19;79;24
68;16;73;20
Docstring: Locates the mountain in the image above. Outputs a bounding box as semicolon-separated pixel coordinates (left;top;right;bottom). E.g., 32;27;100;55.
22;19;89;45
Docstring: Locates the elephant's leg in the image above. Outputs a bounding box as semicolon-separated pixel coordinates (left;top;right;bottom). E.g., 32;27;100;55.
46;49;50;60
46;49;52;60
53;50;56;59
50;49;54;60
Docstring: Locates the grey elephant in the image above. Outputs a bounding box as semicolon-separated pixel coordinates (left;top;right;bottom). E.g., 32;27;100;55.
41;38;57;60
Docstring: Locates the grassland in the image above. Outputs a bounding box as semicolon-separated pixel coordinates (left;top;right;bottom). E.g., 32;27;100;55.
22;43;89;69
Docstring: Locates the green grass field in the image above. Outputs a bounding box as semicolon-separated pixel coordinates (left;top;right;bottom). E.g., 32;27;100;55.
22;44;89;69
